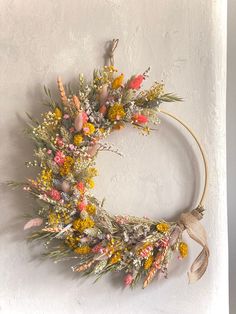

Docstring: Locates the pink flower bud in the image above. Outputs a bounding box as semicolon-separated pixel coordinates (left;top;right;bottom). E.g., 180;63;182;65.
56;137;64;147
74;112;84;132
77;201;86;211
69;144;75;151
54;151;65;165
92;244;103;253
99;84;108;104
76;182;85;192
87;144;98;157
132;114;148;124
49;188;61;201
82;112;88;123
63;114;70;119
128;75;144;90
124;274;133;287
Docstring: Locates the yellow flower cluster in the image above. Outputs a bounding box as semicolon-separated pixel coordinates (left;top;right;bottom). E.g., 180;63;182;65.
73;134;83;146
112;74;124;89
65;235;80;249
74;245;91;255
108;103;126;121
144;82;164;101
38;169;52;190
86;178;95;189
48;211;70;226
179;242;188;258
54;107;62;120
86;204;96;215
87;167;98;177
59;156;74;176
156;222;170;233
83;122;95;135
144;255;154;270
104;65;117;73
109;251;121;265
72;217;95;233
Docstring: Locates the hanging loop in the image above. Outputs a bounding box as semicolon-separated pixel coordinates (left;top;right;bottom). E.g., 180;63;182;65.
108;39;119;66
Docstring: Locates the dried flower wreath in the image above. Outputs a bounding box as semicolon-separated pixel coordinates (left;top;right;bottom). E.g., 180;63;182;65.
11;39;209;288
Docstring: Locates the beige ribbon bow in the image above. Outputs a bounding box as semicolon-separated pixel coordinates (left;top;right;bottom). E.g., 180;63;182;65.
179;210;210;283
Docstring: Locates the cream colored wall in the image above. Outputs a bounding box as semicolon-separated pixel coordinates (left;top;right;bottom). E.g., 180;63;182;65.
0;1;228;313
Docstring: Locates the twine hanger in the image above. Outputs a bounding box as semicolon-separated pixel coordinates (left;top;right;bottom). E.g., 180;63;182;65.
108;39;119;66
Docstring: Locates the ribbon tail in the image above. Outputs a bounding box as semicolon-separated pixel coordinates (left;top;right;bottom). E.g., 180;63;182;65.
180;212;210;283
188;245;210;283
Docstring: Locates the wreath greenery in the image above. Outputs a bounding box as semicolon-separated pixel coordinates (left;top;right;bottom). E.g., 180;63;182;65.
10;40;209;288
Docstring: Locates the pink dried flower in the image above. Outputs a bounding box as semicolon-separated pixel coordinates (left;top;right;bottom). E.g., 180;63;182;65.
92;244;103;253
77;201;86;211
69;127;75;133
76;181;85;193
56;137;64;147
63;114;70;119
47;149;52;155
82;112;88;123
54;151;65;165
124;274;133;287
115;216;126;225
140;245;153;258
49;188;61;201
132;114;148;124
128;75;144;90
69;144;75;151
159;238;169;248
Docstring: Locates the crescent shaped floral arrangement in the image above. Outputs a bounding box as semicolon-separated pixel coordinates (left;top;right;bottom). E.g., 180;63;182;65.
10;40;209;288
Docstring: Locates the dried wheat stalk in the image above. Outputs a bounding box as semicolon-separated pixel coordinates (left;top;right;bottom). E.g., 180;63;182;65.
57;76;68;106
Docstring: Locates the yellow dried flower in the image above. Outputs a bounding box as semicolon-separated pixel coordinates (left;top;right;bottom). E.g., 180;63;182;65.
112;74;124;89
156;222;170;233
73;134;83;146
104;65;117;73
99;127;105;134
74;245;91;255
54;107;62;120
108;103;126;121
83;122;95;135
59;156;74;176
48;211;70;226
87;178;95;189
65;156;74;165
65;235;80;249
72;217;95;233
87;167;98;177
86;204;96;215
179;242;188;258
48;212;59;226
38;169;52;189
144;82;164;101
144;255;154;270
109;251;121;265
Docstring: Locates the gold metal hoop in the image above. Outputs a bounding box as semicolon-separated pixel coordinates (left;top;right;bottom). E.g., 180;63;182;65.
159;109;208;208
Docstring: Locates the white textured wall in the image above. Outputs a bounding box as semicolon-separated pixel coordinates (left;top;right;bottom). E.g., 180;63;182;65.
0;1;228;314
